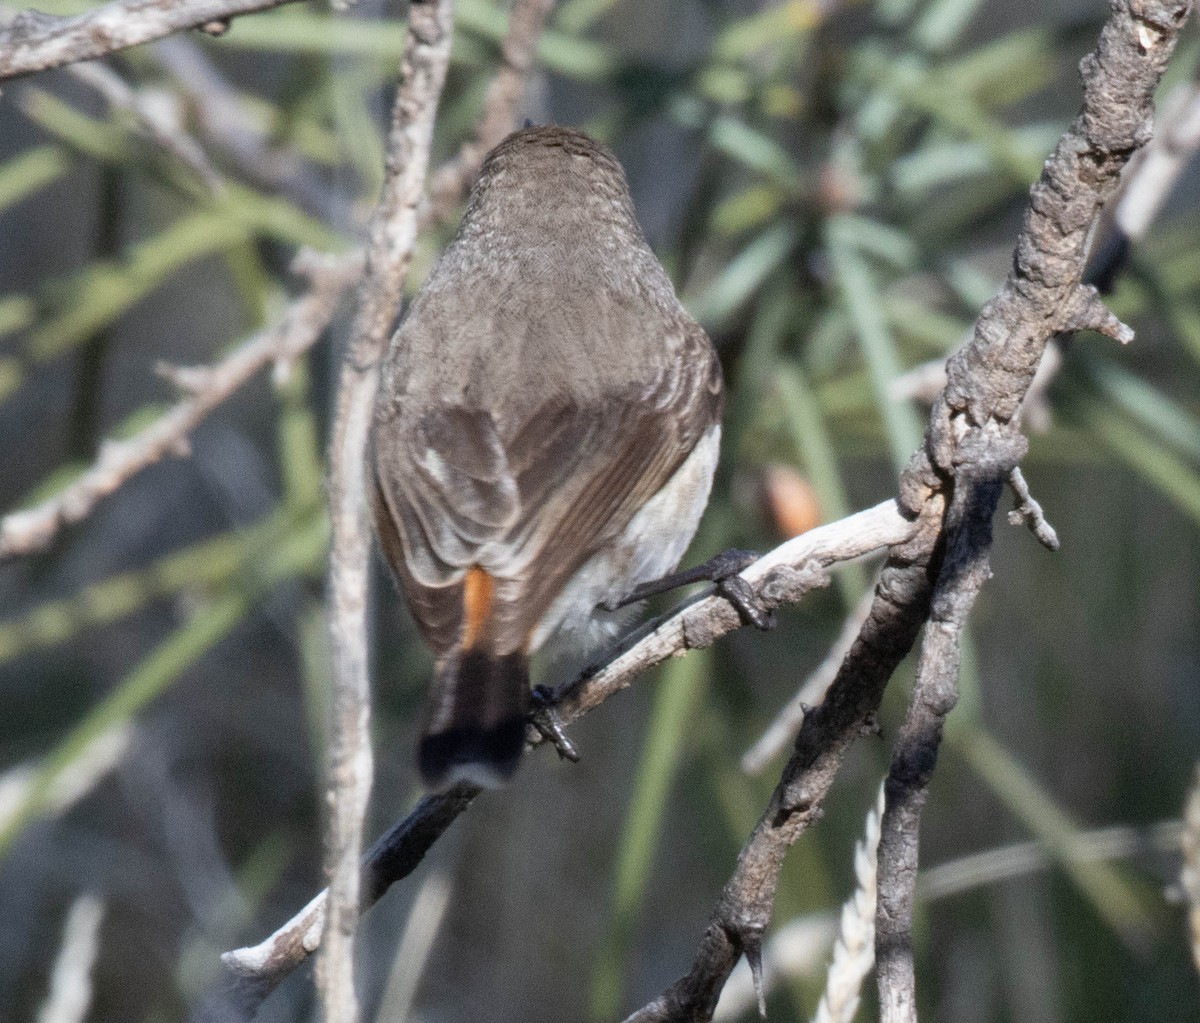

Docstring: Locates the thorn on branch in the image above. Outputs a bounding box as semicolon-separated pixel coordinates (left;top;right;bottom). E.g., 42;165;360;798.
271;356;297;387
1007;467;1061;551
199;18;231;35
743;935;767;1019
1059;283;1134;344
155;361;211;394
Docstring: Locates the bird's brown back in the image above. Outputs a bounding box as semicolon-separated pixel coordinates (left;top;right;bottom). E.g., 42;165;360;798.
371;125;722;658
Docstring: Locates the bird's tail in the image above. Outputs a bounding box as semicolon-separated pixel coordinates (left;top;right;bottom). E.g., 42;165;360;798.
419;648;530;790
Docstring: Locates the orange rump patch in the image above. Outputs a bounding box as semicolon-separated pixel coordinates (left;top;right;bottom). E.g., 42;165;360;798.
462;566;495;649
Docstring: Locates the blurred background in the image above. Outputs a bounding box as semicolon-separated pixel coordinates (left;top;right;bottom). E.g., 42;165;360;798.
2;0;1199;1020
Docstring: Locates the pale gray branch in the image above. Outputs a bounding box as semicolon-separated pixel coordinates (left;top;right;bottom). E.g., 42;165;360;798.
918;819;1184;903
0;0;305;80
873;1;1192;1018
0;250;359;561
1184;765;1200;976
625;2;1192;1020
36;895;105;1023
150;37;332;217
875;480;999;1023
424;0;555;223
319;2;454;1022
222;499;916;1013
741;587;875;776
1006;466;1060;551
66;59;224;192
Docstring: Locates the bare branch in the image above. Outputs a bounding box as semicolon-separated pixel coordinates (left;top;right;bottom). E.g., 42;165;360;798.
1006;466;1060;551
917;819;1184;903
559;501;916;719
222;499;917;1012
623;501;946;1023
741;588;875;776
66;59;224;193
0;250;359;561
424;0;555;223
624;2;1192;1019
150;37;332;217
1184;765;1200;976
36;895;105;1023
875;480;999;1023
0;0;305;81
319;2;454;1021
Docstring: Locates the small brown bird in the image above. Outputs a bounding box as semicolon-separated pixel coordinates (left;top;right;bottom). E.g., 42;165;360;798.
369;125;723;790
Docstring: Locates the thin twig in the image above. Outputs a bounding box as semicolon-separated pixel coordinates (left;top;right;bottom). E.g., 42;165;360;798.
741;588;875;776
66;59;224;193
875;480;999;1023
0;0;307;80
221;500;917;1012
1006;466;1060;551
0;250;359;561
150;37;331;217
1183;765;1200;976
35;895;106;1023
372;870;454;1023
424;0;555;223
319;2;454;1021
917;819;1184;903
624;2;1191;1019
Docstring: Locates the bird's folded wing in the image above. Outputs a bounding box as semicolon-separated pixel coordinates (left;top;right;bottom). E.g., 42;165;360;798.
371;324;721;656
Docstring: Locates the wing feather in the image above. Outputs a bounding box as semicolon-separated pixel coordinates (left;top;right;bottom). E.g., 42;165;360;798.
371;318;721;657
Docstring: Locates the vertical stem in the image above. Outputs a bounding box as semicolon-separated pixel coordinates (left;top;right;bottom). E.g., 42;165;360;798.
875;479;1000;1023
319;3;454;1022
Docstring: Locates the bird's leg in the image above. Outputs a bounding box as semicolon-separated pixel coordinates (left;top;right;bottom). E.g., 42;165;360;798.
602;549;776;631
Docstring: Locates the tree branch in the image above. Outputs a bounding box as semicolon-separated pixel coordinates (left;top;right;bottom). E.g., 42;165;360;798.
0;250;359;562
623;502;946;1023
740;587;875;776
874;479;998;1023
319;1;454;1021
150;37;332;218
221;499;917;1014
1183;764;1200;976
624;1;1192;1019
0;0;305;81
424;0;554;223
66;57;225;194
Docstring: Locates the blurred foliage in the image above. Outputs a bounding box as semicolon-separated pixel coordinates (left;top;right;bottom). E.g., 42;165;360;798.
1;0;1199;1021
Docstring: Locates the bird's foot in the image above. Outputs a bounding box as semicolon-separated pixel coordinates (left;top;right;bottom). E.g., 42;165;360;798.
528;685;580;762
